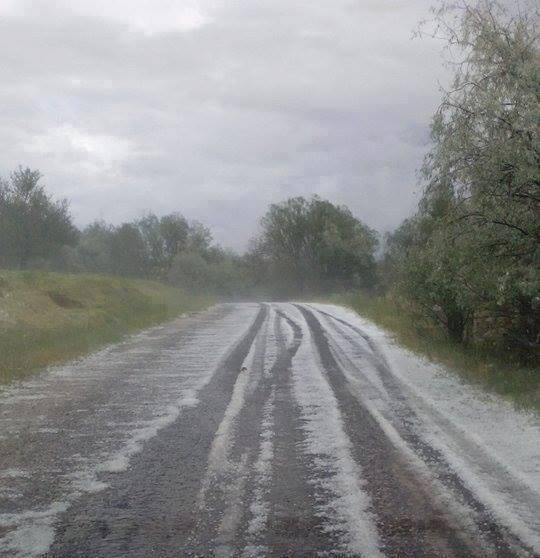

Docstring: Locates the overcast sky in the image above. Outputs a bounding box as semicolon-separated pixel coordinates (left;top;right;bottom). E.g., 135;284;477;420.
0;0;449;250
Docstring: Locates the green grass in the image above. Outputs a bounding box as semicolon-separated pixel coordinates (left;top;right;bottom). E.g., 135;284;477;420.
0;270;214;384
329;292;539;411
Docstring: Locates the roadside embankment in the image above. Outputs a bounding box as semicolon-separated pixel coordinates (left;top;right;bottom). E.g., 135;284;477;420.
0;270;214;383
329;292;539;411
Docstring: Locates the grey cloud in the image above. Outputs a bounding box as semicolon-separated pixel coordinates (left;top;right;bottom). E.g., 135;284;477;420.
0;0;449;250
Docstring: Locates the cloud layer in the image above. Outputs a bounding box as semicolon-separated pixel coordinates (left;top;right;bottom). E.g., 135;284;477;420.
0;0;448;249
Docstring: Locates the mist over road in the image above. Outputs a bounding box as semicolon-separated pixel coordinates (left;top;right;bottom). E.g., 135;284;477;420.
1;304;538;557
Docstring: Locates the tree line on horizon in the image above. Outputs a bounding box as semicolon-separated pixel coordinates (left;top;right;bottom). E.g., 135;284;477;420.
0;0;538;361
0;168;378;298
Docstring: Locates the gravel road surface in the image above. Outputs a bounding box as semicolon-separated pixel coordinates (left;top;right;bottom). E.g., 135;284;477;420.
1;303;538;557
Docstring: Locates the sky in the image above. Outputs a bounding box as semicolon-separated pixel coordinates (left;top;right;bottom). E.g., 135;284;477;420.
0;0;449;250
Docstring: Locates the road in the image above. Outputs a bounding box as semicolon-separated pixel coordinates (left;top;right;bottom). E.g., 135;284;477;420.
0;303;539;557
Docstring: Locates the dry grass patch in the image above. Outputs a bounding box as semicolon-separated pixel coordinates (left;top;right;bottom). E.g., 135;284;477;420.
0;270;214;384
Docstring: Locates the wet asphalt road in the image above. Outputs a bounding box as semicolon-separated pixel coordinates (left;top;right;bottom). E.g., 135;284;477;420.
0;303;538;557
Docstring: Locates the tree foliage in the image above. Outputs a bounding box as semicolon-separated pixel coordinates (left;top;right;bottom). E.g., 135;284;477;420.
0;167;78;268
255;196;378;295
0;166;242;294
388;0;539;356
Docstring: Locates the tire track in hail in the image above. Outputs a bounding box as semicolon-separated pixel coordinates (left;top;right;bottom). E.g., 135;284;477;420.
46;304;267;558
279;304;383;557
296;304;480;558
310;304;536;557
260;308;340;556
190;303;339;557
187;304;271;556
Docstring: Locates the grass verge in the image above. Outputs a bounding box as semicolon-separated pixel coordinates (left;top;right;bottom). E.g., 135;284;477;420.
329;292;539;411
0;270;214;384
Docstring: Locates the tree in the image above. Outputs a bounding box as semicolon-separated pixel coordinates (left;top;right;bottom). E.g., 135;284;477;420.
110;223;148;277
426;1;539;350
386;196;476;343
136;214;167;276
0;167;78;268
168;251;214;292
388;0;539;352
77;221;116;274
256;196;378;294
186;221;213;254
160;213;189;263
